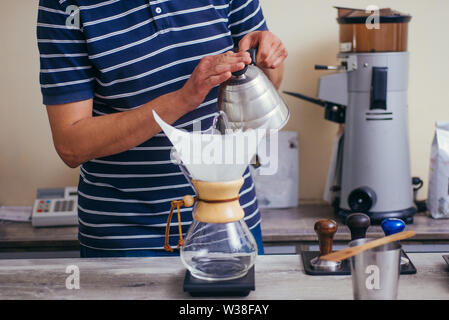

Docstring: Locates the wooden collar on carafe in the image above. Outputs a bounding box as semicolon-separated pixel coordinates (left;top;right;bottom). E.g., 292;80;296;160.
191;178;245;224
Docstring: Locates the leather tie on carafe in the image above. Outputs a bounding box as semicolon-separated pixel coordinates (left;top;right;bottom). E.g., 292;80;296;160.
163;195;195;253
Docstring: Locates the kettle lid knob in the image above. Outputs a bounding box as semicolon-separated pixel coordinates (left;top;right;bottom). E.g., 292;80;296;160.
231;48;257;77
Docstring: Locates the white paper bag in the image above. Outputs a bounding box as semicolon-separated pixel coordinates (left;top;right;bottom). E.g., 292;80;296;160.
427;122;449;219
251;131;299;208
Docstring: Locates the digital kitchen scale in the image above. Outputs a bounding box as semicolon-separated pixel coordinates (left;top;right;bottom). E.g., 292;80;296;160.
183;266;255;297
31;187;78;227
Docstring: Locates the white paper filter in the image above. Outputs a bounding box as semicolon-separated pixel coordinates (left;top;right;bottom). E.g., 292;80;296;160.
153;110;264;182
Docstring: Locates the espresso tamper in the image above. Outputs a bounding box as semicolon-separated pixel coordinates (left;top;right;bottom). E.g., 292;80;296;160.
346;213;371;240
381;218;410;266
310;219;342;271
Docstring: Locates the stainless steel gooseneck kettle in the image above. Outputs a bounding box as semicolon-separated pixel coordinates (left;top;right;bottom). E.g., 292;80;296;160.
218;49;290;131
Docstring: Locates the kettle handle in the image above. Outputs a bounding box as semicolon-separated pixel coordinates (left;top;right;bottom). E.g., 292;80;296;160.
248;48;257;65
232;48;257;77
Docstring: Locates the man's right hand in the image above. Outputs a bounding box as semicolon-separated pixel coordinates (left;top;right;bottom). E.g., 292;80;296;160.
180;51;251;111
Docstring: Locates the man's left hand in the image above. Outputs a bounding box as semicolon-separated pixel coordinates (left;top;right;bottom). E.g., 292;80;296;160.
238;31;288;69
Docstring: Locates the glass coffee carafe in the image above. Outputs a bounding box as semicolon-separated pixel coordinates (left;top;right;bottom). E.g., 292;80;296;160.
180;219;257;281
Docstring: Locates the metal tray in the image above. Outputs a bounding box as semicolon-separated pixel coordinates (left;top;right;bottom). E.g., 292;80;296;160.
302;250;417;276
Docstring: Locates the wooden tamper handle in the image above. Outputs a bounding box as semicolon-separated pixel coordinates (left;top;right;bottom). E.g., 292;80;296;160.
346;213;371;240
314;219;338;256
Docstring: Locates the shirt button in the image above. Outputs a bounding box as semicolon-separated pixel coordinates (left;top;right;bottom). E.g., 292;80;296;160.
155;7;162;14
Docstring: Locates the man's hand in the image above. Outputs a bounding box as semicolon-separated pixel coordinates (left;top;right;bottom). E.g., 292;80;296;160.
180;51;251;110
238;31;288;69
238;31;287;89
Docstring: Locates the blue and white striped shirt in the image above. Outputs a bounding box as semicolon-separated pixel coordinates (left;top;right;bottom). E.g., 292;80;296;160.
37;0;267;252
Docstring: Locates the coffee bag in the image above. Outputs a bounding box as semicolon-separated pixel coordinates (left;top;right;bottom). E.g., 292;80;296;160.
427;122;449;219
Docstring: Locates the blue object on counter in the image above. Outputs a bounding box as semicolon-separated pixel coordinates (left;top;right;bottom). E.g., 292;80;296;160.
381;218;406;236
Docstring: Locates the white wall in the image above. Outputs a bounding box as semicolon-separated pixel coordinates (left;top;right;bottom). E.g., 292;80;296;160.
0;1;79;206
0;0;448;205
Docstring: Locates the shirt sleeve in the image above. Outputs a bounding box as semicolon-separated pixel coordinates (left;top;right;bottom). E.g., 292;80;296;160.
37;0;94;105
228;0;269;47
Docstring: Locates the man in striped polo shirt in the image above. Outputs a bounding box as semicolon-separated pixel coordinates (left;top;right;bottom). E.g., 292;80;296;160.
37;0;287;257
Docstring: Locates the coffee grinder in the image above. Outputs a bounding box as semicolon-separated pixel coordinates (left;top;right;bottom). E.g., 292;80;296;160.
285;7;418;224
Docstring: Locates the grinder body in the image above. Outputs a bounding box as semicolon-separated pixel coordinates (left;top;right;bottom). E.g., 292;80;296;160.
336;52;416;223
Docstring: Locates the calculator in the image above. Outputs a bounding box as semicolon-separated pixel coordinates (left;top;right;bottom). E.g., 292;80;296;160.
31;187;78;227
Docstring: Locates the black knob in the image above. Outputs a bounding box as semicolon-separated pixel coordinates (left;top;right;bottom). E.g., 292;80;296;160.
315;64;331;70
346;213;371;240
232;64;249;77
324;104;346;124
232;48;257;77
348;187;377;212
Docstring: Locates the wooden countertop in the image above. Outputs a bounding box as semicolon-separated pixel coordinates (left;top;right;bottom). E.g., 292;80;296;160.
0;253;447;299
1;204;449;250
0;220;78;250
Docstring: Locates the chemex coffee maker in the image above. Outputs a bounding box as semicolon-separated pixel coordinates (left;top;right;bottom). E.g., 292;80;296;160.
153;110;262;296
285;7;420;224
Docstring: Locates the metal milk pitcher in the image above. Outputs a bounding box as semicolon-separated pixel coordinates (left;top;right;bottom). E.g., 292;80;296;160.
349;238;401;300
218;49;290;131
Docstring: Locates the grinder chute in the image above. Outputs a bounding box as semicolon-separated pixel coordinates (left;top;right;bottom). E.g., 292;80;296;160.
285;7;417;223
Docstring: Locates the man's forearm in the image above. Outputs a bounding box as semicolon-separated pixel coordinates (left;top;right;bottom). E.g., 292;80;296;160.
49;90;191;168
